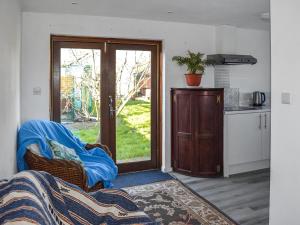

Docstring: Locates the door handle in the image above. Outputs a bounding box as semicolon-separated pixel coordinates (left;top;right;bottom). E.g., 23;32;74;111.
109;95;116;117
264;113;267;129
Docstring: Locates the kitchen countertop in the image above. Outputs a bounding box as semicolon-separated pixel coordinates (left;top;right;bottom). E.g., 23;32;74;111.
224;106;271;114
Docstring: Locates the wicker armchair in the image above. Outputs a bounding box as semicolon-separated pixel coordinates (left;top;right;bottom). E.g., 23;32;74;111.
25;143;112;192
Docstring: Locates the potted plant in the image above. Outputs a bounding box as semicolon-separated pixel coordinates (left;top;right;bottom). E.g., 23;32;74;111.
172;51;215;86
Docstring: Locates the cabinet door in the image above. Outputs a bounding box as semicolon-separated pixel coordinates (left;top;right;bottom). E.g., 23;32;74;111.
193;92;223;176
172;93;193;174
262;112;271;160
227;113;262;165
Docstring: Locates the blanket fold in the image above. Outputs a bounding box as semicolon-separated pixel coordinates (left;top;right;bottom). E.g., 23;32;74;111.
17;120;118;188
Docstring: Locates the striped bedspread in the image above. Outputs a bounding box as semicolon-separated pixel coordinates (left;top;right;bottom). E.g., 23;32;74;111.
0;171;155;225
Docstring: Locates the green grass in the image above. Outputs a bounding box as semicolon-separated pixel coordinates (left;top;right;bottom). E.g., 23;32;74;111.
116;100;150;161
72;100;151;161
72;124;100;144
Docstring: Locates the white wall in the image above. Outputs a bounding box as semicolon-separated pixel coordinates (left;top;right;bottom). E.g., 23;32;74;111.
0;0;21;178
269;0;300;224
215;25;271;93
21;12;270;172
21;12;216;172
230;28;270;93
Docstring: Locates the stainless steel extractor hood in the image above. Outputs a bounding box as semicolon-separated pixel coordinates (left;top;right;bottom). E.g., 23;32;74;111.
207;54;257;65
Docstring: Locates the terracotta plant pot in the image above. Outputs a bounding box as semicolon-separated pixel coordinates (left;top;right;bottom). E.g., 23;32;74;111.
185;74;202;86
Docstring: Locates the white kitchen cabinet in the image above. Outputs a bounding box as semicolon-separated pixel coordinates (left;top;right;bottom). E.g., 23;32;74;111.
224;110;271;177
227;113;262;165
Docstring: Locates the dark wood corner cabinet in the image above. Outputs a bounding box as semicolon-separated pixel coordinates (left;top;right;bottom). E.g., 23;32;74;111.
171;88;224;177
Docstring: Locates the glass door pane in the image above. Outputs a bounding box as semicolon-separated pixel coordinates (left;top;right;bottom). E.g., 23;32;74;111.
52;37;160;173
115;50;152;164
60;48;101;143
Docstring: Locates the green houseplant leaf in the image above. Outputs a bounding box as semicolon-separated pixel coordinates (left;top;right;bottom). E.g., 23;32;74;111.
172;51;215;74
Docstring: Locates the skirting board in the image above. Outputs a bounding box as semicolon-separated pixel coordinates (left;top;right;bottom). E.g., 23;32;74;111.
161;166;173;173
224;160;270;177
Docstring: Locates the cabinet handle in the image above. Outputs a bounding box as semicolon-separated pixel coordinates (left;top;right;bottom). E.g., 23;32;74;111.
264;113;267;129
259;114;262;129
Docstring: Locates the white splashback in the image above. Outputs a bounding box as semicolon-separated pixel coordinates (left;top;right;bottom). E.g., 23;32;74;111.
214;66;230;88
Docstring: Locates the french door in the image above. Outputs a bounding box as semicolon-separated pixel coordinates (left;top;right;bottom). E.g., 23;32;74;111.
51;36;161;173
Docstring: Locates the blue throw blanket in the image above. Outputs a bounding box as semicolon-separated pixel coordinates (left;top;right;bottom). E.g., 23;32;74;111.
17;120;118;188
0;171;155;225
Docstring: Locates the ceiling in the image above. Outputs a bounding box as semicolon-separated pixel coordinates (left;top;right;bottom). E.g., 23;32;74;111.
20;0;270;30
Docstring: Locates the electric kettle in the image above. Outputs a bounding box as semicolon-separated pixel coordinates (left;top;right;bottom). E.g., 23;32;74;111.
253;91;266;106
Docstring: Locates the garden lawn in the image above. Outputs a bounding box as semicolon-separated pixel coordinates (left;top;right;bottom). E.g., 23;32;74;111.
72;124;100;144
72;100;151;161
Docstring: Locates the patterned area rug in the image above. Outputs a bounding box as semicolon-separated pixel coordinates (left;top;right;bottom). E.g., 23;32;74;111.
123;180;237;225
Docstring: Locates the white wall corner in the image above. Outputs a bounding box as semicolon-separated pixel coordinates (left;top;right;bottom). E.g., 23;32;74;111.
215;25;237;54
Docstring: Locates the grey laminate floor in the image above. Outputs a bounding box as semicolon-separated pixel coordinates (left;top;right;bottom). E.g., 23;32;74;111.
171;170;270;225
